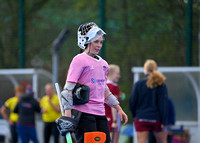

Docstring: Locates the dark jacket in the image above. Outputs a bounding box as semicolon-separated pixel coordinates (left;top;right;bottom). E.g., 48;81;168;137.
129;73;168;125
14;93;41;125
167;98;175;125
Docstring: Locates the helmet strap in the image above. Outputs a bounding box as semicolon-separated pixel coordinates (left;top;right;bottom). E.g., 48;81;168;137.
85;43;95;57
88;43;91;55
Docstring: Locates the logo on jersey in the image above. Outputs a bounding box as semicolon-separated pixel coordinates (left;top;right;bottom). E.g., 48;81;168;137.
90;65;94;70
22;103;32;108
91;78;105;85
103;66;106;71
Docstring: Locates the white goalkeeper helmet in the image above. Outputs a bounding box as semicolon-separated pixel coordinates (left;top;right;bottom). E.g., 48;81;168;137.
77;22;106;49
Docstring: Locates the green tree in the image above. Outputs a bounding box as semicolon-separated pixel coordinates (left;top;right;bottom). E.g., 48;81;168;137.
0;0;199;122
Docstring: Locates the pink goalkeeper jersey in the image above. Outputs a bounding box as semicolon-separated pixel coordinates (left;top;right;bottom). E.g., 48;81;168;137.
67;52;109;115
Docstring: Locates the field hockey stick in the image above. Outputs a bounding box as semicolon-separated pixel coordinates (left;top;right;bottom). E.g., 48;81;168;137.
55;83;73;143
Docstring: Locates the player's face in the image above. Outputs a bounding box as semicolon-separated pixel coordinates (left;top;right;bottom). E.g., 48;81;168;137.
86;36;104;56
16;91;23;98
144;68;148;75
45;85;53;97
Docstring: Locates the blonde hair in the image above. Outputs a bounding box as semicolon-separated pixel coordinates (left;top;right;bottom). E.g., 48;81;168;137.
15;85;24;93
144;59;157;73
144;59;166;88
108;64;120;76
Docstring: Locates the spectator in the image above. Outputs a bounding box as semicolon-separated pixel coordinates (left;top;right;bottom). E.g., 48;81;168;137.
14;84;41;143
129;59;168;143
104;64;121;143
0;85;24;143
40;83;61;143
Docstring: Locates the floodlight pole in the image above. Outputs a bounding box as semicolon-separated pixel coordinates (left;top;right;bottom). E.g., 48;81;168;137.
186;0;193;66
99;0;106;59
52;29;69;84
199;6;200;67
19;0;25;68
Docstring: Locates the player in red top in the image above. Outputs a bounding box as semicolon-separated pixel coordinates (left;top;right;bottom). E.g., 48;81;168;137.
104;64;121;143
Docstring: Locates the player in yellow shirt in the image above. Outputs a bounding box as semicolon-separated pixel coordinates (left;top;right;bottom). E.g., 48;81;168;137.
40;83;61;143
0;85;24;143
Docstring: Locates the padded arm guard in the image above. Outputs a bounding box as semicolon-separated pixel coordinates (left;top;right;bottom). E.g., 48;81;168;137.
105;94;119;107
61;90;73;110
61;83;90;109
64;82;76;91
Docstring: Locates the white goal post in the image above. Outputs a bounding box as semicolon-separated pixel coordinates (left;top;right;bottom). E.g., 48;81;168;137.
0;68;52;98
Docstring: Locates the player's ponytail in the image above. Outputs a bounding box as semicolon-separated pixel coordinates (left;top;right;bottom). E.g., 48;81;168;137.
146;71;166;88
144;59;166;88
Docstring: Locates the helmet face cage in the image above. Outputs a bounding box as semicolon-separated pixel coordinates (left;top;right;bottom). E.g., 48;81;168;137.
77;22;105;49
78;22;97;36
